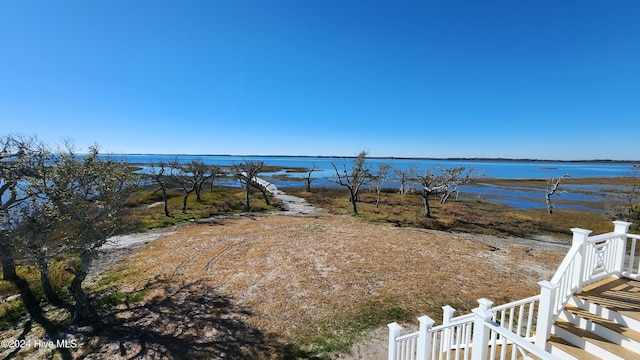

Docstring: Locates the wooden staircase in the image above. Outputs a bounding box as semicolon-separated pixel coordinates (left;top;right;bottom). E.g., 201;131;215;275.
388;222;640;360
548;276;640;360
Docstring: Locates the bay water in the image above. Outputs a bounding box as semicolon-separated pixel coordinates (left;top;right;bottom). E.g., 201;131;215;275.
113;154;637;211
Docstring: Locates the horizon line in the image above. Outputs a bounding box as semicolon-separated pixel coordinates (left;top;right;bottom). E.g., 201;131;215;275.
105;153;640;163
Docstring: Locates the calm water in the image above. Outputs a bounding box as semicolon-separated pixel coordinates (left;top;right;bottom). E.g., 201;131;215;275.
110;154;637;211
117;154;636;179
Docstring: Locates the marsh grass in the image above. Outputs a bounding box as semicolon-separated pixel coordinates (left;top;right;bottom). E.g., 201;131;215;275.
124;185;282;230
288;187;614;239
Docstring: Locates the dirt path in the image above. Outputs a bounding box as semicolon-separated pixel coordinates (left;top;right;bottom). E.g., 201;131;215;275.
272;190;323;215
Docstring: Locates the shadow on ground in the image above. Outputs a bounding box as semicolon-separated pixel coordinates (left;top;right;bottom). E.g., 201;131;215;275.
72;277;312;359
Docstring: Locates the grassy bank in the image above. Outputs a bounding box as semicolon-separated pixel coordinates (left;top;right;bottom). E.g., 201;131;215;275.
288;187;618;239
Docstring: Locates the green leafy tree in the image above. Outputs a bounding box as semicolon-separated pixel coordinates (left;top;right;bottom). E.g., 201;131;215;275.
0;135;45;281
44;144;139;322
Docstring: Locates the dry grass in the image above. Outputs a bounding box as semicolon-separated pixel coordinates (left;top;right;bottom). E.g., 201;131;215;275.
289;188;615;239
88;213;566;358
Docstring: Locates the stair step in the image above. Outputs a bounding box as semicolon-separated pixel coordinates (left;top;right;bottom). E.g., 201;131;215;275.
548;335;601;360
564;305;640;341
578;277;640;322
553;320;639;360
571;278;640;333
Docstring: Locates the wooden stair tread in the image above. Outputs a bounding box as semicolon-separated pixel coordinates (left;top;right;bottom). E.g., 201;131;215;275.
580;277;640;305
564;305;640;342
581;276;622;292
548;335;601;360
576;276;640;323
555;320;640;359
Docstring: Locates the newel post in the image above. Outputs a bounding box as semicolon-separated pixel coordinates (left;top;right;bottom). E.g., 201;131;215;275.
388;322;402;360
471;298;494;360
570;228;592;293
417;315;435;360
613;221;633;275
442;305;456;324
441;305;456;355
535;280;558;350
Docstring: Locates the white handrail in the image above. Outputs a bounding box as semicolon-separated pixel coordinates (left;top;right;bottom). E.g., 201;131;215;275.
485;321;562;360
389;221;635;360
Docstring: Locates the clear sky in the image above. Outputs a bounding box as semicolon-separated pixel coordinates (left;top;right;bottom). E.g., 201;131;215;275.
1;1;639;160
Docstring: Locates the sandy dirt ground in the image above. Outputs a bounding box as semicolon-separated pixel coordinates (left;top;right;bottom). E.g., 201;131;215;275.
1;192;569;360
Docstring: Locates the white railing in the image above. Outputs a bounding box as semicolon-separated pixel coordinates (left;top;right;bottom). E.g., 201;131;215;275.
483;321;561;360
623;233;640;279
389;296;543;360
535;220;632;348
389;220;636;360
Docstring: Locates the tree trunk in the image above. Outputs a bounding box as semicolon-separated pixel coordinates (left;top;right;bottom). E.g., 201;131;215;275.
305;178;311;192
161;187;170;217
251;182;271;206
182;193;189;214
244;185;251;211
375;190;381;208
349;190;358;214
195;183;203;202
67;252;92;323
37;256;60;304
545;194;553;214
1;245;18;281
422;196;431;217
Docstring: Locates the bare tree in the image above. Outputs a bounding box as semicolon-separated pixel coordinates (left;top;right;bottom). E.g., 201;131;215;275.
45;145;138;322
171;159;216;214
370;164;391;208
331;151;370;214
150;161;177;217
189;161;218;202
393;168;410;195
233;160;266;211
411;167;446;218
439;166;478;204
304;163;320;192
545;174;570;214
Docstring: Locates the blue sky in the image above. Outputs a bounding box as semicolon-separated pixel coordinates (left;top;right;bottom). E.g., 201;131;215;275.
1;1;639;160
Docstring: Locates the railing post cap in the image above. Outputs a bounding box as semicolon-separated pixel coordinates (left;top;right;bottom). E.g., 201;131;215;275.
538;280;558;289
477;298;494;310
613;220;633;233
387;322;402;331
571;228;593;235
472;305;494;319
442;305;456;313
417;315;435;326
613;220;633;226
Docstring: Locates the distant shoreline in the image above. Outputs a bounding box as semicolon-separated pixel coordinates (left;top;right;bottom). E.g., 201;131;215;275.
118;153;639;164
